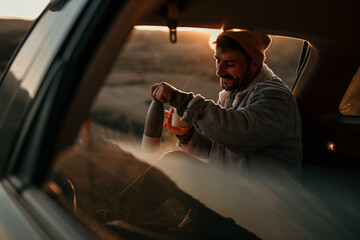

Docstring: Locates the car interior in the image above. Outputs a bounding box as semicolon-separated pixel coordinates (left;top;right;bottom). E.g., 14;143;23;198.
0;0;359;239
43;0;359;239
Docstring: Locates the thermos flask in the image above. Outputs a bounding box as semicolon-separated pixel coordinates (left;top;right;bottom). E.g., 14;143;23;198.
141;100;164;152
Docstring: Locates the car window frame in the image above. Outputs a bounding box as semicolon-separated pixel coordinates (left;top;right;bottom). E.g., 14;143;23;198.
0;0;96;239
0;0;89;178
0;0;165;239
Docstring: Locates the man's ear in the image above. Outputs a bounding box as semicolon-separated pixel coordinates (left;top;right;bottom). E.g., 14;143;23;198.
250;60;261;74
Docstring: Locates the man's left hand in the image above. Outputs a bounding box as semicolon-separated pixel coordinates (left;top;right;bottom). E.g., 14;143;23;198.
164;108;193;136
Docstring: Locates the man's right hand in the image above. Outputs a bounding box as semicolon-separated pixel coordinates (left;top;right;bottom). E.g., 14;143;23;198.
164;108;193;136
150;82;176;103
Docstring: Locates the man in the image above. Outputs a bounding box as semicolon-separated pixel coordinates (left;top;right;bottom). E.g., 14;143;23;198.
150;30;302;176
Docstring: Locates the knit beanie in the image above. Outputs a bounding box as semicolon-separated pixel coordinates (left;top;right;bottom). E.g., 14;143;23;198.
218;30;272;66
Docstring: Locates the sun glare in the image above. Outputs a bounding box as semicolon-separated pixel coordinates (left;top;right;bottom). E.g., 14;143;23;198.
135;25;222;35
135;26;222;49
0;0;49;20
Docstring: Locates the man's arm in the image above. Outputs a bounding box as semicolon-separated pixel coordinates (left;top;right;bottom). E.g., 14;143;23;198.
182;87;293;153
150;82;212;159
150;82;194;137
176;127;212;160
150;81;292;153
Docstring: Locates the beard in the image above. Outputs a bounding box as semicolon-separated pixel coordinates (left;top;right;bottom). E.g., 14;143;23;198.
220;76;239;91
219;66;253;91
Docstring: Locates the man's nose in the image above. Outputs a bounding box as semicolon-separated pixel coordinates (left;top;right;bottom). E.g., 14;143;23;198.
216;62;226;77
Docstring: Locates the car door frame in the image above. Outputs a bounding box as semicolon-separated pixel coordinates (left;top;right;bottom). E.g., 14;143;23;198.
0;0;165;239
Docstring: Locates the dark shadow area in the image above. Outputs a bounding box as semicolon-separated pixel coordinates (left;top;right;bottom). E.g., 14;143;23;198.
43;145;260;240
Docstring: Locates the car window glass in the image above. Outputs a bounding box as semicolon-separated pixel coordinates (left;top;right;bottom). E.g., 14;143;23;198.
0;0;48;76
19;1;87;97
265;35;303;88
339;66;360;116
41;28;309;239
0;0;87;169
0;20;32;77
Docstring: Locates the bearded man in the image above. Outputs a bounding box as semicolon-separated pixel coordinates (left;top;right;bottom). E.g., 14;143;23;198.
150;30;302;176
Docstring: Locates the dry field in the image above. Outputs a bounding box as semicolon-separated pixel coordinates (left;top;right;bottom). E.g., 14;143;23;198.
91;29;303;142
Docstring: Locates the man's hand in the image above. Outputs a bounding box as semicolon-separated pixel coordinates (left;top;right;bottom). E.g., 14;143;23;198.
151;82;193;136
150;82;176;103
164;108;193;136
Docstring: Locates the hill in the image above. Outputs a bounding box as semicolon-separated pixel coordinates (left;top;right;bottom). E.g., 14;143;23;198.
0;19;32;75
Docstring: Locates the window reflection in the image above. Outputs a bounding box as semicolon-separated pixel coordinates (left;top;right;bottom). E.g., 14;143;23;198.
44;146;261;239
0;0;87;166
20;0;86;97
339;66;360;116
41;28;360;240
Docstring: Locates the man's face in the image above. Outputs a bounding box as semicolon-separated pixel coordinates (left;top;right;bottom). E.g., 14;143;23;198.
215;48;254;91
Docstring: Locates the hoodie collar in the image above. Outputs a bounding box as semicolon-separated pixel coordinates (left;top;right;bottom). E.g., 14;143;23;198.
219;64;275;108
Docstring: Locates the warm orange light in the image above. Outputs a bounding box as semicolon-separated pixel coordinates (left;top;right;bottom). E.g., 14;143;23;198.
134;26;168;31
326;141;336;152
224;28;250;32
45;181;63;196
135;26;222;49
135;25;222;35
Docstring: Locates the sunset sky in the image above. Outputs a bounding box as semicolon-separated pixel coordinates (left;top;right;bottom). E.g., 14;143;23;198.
0;0;49;20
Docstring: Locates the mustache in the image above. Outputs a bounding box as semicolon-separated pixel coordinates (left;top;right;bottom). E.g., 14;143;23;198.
220;75;234;79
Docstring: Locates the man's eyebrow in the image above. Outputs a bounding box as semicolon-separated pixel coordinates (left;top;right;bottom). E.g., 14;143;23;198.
214;56;235;63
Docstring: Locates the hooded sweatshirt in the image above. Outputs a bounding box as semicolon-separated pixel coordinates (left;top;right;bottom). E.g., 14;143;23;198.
171;64;302;177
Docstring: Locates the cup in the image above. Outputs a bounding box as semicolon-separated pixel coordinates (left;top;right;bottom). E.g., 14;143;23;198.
171;107;189;129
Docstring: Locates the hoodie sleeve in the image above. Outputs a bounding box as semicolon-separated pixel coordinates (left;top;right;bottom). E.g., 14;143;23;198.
177;128;212;160
181;84;293;153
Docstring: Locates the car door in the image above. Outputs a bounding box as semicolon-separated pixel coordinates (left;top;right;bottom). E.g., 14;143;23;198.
0;0;359;239
0;0;161;238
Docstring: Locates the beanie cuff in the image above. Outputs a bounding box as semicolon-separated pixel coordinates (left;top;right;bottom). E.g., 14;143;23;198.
220;31;271;65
